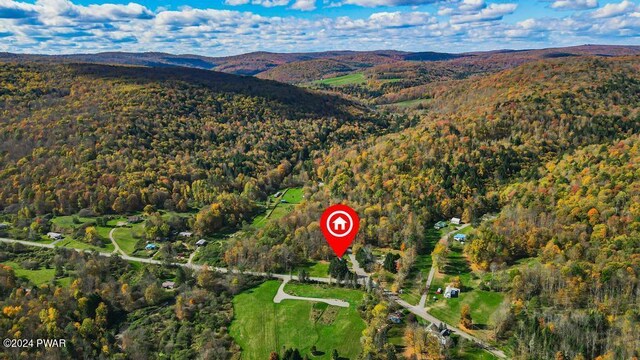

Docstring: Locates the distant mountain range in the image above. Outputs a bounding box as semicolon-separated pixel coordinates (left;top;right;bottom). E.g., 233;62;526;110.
1;45;639;84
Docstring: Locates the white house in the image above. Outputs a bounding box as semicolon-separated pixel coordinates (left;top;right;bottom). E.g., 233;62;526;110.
46;232;64;240
450;217;461;225
178;231;193;237
196;239;207;246
162;281;176;289
444;285;460;298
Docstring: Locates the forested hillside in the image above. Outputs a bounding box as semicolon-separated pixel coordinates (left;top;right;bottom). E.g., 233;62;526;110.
224;55;640;358
469;136;640;359
227;55;640;266
0;62;389;216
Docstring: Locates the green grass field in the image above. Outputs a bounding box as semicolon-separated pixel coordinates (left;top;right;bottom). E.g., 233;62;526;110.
2;261;71;285
230;281;366;360
316;73;366;86
112;227;141;254
425;239;506;342
55;239;114;252
295;261;329;277
282;187;304;203
379;98;430;109
51;215;96;229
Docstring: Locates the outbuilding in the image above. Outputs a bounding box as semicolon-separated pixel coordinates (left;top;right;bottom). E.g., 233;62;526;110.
451;217;461;225
196;239;207;246
453;234;467;242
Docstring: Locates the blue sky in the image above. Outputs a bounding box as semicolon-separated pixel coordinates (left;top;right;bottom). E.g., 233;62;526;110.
0;0;638;55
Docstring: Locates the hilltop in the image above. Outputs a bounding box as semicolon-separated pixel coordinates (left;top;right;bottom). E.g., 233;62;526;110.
0;62;386;216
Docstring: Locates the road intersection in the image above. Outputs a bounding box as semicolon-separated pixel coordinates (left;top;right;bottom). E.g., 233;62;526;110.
0;233;506;359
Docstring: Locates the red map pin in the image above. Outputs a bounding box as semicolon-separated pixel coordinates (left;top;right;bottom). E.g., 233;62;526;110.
320;204;360;258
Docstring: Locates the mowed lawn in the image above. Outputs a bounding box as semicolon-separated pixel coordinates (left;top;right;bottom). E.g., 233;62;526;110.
2;261;71;285
295;261;329;278
316;73;366;86
230;281;366;360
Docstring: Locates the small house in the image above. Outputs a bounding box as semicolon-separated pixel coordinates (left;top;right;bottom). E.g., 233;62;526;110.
274;191;282;197
47;232;64;240
434;221;448;230
162;281;176;289
450;217;461;225
388;314;402;324
0;223;9;229
128;216;143;223
196;239;207;246
453;234;467;242
280;199;288;203
444;285;460;298
145;243;158;250
178;231;193;237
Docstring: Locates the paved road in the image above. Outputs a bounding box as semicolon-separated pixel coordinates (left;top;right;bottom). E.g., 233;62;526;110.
0;235;503;358
396;298;506;358
273;278;349;307
348;252;368;278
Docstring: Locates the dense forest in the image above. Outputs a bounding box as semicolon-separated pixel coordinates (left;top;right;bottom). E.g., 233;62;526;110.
223;56;640;359
1;52;639;359
0;62;392;216
0;244;260;359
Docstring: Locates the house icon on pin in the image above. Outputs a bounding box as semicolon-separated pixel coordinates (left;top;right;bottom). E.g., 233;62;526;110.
332;216;348;231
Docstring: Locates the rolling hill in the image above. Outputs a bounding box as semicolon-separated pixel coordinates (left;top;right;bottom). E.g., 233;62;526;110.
0;61;387;216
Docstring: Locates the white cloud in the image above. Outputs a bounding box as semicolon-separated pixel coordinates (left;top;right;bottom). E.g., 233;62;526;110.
0;0;637;56
549;0;598;10
290;0;316;10
450;3;517;23
591;0;637;18
340;0;438;7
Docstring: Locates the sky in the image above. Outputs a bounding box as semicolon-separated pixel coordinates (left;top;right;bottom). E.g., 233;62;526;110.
0;0;638;55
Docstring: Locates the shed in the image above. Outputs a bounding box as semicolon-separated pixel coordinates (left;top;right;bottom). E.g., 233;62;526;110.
434;221;448;230
47;232;64;240
453;234;467;242
196;239;207;246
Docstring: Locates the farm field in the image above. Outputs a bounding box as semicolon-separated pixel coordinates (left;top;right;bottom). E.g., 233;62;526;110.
1;261;71;286
230;280;365;360
316;73;366;86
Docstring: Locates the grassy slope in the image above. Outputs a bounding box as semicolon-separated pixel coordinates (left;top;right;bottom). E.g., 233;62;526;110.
230;281;365;360
2;261;71;285
316;73;366;86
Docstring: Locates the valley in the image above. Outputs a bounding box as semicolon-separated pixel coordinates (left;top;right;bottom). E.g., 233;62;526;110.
1;46;639;360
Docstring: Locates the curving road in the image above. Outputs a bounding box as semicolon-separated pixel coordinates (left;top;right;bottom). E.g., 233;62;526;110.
273;278;349;307
0;235;504;358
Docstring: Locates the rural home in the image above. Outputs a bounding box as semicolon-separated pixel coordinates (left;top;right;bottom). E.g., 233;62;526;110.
444;285;460;298
196;239;207;246
179;231;193;237
434;221;447;230
145;243;158;250
0;223;9;229
47;232;64;240
429;323;453;346
450;217;461;225
128;216;143;223
162;281;176;289
453;234;467;242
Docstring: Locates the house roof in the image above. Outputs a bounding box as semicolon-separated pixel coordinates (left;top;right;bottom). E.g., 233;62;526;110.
454;234;466;239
